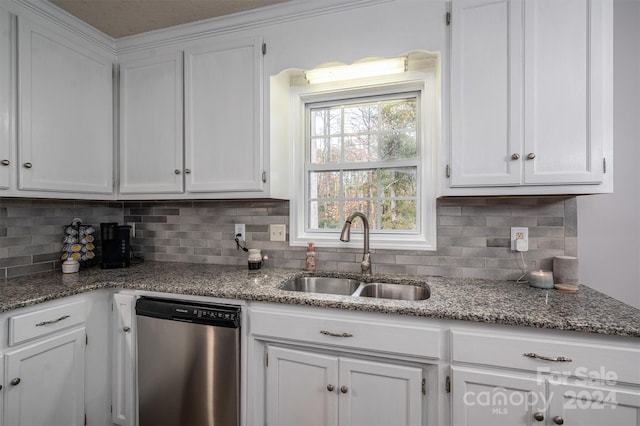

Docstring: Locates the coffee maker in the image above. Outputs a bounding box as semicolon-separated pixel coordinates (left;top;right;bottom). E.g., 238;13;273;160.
100;223;131;269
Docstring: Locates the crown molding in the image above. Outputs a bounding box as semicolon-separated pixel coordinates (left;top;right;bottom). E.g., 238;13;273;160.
115;0;393;54
6;0;116;55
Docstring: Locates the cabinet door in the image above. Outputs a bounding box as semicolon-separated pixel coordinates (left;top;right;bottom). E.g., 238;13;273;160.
111;293;136;426
450;0;522;187
5;328;85;426
451;366;545;426
184;37;263;193
339;357;422;426
548;381;640;426
0;9;11;189
119;51;184;194
265;345;339;426
18;18;113;194
522;0;608;185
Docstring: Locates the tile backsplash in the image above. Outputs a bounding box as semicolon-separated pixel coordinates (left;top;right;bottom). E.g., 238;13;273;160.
1;196;576;280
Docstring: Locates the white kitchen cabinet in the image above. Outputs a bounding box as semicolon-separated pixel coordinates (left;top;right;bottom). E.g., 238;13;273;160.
449;0;612;193
119;51;183;194
0;8;11;190
449;327;640;426
4;327;85;426
266;344;423;426
249;303;439;426
119;36;264;197
17;16;113;194
184;37;263;193
111;292;137;426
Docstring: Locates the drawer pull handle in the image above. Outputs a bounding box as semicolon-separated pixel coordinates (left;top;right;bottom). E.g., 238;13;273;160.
320;330;353;338
327;384;334;392
10;378;20;386
35;314;70;327
523;352;572;362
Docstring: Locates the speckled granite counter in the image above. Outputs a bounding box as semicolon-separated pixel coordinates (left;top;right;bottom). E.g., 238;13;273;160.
1;261;639;338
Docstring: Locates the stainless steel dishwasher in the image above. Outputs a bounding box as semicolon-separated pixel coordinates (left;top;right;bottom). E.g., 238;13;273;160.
135;297;241;426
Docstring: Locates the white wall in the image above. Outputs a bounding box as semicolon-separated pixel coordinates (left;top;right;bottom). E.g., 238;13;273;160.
578;0;640;308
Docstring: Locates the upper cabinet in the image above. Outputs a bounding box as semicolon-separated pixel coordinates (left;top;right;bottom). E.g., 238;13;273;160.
17;17;114;195
0;9;12;190
449;0;613;195
119;51;184;194
119;37;264;198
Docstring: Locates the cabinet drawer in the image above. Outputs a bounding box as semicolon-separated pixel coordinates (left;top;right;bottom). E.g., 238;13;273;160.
9;300;86;346
250;305;441;359
451;330;640;385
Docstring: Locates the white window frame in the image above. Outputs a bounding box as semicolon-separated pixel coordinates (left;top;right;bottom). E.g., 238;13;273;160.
289;74;438;251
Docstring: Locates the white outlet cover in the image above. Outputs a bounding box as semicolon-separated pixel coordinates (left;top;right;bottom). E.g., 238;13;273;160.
270;224;286;242
235;224;245;241
510;227;528;251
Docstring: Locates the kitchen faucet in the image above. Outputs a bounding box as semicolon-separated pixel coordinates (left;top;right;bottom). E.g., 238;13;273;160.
339;212;371;275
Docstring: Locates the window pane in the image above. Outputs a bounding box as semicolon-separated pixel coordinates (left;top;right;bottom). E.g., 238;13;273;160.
309;201;340;230
380;168;417;197
379;131;417;160
311;108;341;136
344;135;377;162
381;200;417;230
344;200;378;230
344;170;376;198
311;137;341;164
309;171;340;199
344;104;377;134
380;99;416;130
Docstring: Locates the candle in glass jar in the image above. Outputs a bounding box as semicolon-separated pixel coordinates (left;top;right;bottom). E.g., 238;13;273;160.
527;270;554;289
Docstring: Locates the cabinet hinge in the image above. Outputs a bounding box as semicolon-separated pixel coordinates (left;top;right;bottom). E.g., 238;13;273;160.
262;43;267;55
445;375;451;393
422;378;426;395
265;348;269;367
445;164;451;178
603;157;607;174
446;11;451;26
86;334;88;346
110;405;112;413
84;414;87;426
262;170;267;183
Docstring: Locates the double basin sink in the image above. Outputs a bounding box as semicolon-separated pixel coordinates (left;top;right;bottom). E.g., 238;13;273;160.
279;276;430;301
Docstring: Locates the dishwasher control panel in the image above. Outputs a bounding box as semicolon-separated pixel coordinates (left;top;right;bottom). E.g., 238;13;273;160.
136;297;241;328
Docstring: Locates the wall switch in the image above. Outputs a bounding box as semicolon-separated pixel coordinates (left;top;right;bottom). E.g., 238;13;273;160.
235;224;246;242
510;227;528;251
269;224;287;242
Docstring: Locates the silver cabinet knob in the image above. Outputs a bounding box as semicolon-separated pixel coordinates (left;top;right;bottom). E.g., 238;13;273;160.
327;384;334;392
527;153;536;160
533;412;544;421
511;153;520;160
123;326;131;332
10;378;20;386
174;169;181;174
23;162;32;169
1;159;9;166
340;386;348;394
553;416;564;425
184;169;191;174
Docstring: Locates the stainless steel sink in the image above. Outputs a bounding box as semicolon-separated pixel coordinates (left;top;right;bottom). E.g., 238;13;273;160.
280;276;430;301
280;276;361;296
352;282;430;301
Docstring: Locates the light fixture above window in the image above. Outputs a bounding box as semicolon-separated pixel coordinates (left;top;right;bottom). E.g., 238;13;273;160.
305;57;407;84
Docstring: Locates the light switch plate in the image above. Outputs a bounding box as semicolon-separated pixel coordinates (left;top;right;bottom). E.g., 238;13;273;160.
269;224;287;242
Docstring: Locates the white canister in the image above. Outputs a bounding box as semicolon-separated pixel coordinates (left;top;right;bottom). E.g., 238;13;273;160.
553;256;579;284
62;259;80;274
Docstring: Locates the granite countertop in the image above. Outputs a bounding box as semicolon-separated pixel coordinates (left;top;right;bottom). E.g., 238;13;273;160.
1;261;639;338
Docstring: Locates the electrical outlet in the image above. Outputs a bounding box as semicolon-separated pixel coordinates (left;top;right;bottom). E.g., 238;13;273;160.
510;227;528;251
269;224;287;242
234;224;245;242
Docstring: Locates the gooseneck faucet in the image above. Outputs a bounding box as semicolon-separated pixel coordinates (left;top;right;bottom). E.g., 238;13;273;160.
339;211;371;275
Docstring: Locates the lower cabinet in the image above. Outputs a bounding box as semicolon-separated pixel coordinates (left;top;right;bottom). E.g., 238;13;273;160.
266;345;423;426
111;292;137;426
4;327;86;426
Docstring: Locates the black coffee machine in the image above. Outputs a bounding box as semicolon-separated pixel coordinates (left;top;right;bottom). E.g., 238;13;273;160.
100;223;131;269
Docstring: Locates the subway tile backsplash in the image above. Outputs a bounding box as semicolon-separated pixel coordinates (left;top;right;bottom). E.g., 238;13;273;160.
1;196;577;280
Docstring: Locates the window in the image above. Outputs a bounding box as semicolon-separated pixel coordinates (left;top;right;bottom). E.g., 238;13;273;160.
288;61;438;251
307;94;419;233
